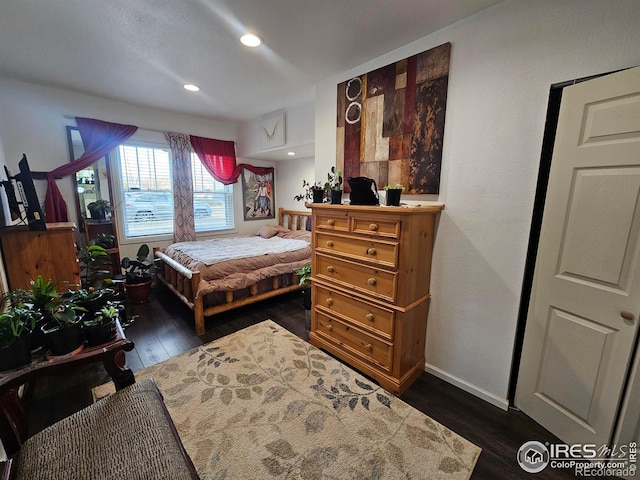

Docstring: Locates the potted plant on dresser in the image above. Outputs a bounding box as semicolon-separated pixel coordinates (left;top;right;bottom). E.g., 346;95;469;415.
325;166;343;204
294;180;325;203
121;244;155;303
0;305;40;371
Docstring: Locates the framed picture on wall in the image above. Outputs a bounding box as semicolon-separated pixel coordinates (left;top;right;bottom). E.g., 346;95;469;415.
242;166;275;221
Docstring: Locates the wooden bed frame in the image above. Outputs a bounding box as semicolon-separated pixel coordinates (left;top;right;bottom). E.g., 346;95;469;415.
154;208;312;335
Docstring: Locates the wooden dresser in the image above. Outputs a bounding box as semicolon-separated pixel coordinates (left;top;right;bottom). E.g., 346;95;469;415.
308;203;444;394
0;222;81;292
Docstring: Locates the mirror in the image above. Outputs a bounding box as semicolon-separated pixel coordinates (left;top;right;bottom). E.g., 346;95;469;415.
66;126;114;232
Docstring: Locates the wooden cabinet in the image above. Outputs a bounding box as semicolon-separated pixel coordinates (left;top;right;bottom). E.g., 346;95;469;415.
0;222;81;292
308;203;444;394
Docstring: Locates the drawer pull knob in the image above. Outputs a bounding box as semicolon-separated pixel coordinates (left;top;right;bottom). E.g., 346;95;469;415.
367;278;376;286
326;240;334;247
326;324;333;332
366;248;376;256
327;266;335;273
369;223;378;231
366;313;374;322
365;344;373;352
326;298;334;307
327;219;335;226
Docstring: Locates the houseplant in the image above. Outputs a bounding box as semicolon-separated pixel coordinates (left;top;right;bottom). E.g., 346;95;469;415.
325;166;343;204
294;180;325;203
78;244;111;288
0;305;40;370
82;303;118;346
27;276;60;351
383;184;404;206
86;199;111;221
294;263;312;310
121;244;155;303
41;300;85;356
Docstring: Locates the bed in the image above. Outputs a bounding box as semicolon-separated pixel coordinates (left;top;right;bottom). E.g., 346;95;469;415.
154;208;312;335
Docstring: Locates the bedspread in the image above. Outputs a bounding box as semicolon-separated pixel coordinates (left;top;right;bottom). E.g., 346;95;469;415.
161;230;311;296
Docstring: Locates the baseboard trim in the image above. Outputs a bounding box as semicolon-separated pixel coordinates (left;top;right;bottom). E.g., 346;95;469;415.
424;363;509;411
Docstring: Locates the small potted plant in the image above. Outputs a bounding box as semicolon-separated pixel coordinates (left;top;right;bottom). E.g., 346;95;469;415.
63;287;106;315
383;184;404;206
121;244;155;303
294;180;325;203
294;263;312;310
82;303;118;346
325;166;343;204
0;304;40;371
92;233;116;249
86;199;111;221
26;276;60;351
41;300;85;356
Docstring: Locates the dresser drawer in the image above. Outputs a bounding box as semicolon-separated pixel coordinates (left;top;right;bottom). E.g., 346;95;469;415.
315;232;398;268
316;253;396;302
314;312;392;372
314;210;349;232
351;215;400;239
314;284;394;339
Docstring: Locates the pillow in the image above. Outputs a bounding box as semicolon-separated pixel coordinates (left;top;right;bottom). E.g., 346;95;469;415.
256;225;280;239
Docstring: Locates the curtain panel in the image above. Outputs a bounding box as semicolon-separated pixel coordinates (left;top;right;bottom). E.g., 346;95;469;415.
165;132;196;242
190;136;241;185
45;117;138;223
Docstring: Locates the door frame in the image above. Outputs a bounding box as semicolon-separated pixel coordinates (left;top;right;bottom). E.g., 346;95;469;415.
507;69;625;405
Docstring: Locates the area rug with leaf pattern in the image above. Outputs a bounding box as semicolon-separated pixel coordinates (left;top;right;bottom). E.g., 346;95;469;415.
95;320;481;479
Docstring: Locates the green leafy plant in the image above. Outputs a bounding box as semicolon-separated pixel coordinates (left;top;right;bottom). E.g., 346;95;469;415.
43;301;84;330
294;180;324;202
29;276;59;310
78;244;111;288
92;233;116;249
0;305;39;348
324;166;343;192
83;303;118;327
121;244;155;284
86;199;111;219
295;263;312;288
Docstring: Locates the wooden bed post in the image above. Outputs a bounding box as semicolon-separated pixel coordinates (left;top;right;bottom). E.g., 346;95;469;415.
192;271;205;336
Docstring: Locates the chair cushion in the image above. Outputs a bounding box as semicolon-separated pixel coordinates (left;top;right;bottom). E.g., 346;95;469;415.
14;379;198;480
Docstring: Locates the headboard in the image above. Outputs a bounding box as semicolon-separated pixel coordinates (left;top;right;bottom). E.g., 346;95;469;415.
278;208;312;231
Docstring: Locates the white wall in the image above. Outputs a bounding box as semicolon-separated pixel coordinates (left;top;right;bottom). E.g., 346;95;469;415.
0;79;280;258
276;156;315;213
315;0;640;408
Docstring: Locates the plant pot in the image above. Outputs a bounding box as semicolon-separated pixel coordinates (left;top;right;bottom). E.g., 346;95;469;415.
76;292;105;315
386;189;402;206
330;190;343;204
30;315;47;353
42;321;84;356
82;320;117;347
302;288;311;310
0;333;32;371
125;280;152;304
312;189;324;203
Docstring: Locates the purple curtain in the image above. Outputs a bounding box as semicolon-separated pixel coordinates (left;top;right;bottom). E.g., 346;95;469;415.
45;117;138;222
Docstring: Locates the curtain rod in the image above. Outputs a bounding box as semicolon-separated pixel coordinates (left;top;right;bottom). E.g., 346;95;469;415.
63;115;189;137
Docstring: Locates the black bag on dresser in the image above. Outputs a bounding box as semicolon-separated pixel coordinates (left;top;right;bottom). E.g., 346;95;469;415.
348;177;380;205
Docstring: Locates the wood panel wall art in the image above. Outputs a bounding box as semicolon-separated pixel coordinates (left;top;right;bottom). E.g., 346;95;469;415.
336;42;451;194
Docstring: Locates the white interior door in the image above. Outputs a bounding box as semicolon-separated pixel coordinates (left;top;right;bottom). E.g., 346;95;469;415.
515;66;640;447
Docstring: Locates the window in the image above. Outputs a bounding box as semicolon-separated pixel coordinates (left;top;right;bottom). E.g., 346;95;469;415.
191;153;234;232
116;142;234;239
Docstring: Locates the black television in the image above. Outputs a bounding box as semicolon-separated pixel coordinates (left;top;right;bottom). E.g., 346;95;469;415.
7;155;47;231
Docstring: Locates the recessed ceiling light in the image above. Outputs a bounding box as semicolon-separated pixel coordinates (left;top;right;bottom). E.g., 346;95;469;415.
287;151;295;156
240;33;262;47
183;84;200;92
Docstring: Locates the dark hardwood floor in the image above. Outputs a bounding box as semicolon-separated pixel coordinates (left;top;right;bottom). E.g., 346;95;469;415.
24;286;589;479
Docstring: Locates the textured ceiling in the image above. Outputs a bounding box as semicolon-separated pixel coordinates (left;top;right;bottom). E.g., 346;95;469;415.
0;0;503;123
